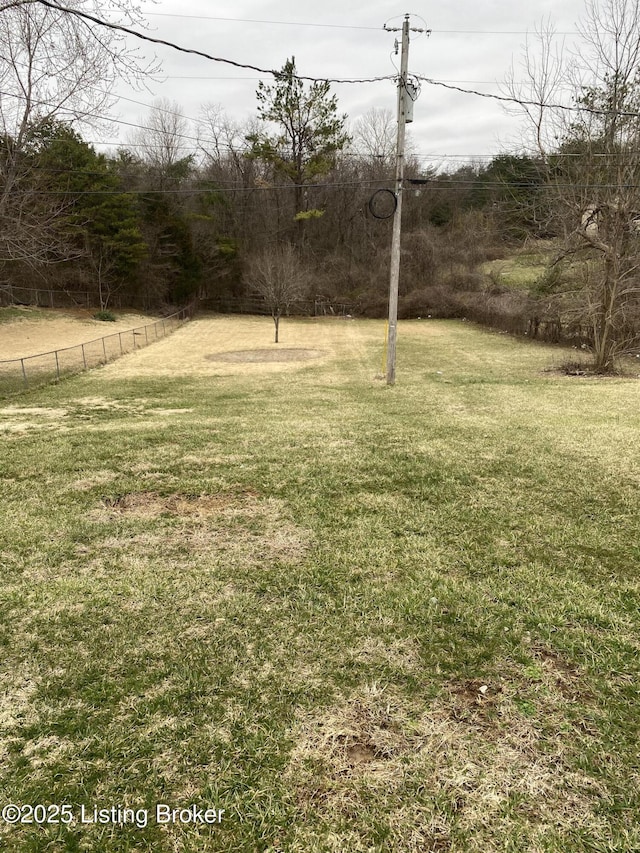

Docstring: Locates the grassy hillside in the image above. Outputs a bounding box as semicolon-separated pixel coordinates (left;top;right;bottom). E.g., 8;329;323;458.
0;317;638;852
480;242;558;291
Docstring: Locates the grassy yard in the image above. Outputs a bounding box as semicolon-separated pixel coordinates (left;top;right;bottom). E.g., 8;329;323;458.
0;316;639;852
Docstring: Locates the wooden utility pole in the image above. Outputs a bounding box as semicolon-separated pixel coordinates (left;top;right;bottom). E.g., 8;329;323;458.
384;14;417;385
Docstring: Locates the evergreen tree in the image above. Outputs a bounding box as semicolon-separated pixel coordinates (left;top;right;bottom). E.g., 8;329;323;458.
30;120;146;306
246;57;350;234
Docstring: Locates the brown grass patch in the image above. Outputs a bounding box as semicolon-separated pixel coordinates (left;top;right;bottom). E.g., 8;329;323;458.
286;680;609;850
349;636;421;674
99;490;253;518
21;736;73;770
530;644;591;702
0;676;41;767
72;470;119;491
289;686;410;781
88;490;310;571
0;311;153;360
0;405;69;433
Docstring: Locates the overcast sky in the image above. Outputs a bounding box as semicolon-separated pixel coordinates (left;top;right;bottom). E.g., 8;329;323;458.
106;1;590;169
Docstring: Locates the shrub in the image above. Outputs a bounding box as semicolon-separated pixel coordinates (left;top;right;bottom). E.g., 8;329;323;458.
93;309;117;322
398;286;466;319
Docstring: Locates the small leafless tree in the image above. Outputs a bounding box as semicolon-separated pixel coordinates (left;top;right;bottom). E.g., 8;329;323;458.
244;243;308;343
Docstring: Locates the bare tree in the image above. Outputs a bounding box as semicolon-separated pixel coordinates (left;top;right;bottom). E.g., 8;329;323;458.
129;99;191;176
503;20;568;158
351;107;397;168
0;0;158;271
197;103;246;169
350;106;417;170
244;244;308;343
504;0;640;371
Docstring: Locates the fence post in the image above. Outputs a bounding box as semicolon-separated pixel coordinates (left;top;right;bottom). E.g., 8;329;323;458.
162;319;166;336
145;325;149;345
54;350;60;381
21;358;27;388
119;332;123;355
82;343;87;370
102;337;107;363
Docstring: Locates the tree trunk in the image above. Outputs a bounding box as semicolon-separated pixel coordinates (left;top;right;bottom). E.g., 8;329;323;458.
273;313;280;343
593;254;619;372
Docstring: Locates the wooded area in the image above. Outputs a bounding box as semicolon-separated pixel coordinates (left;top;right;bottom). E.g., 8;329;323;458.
3;0;640;370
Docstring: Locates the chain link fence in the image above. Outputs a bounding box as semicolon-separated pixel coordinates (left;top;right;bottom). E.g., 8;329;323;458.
199;296;355;316
0;284;155;310
0;305;194;396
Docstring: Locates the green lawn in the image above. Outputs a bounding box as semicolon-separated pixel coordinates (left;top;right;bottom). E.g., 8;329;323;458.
481;252;553;290
1;317;639;852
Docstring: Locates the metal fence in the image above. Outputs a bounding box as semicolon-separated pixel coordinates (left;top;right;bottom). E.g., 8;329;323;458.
0;305;194;396
200;296;356;317
0;286;357;317
0;284;96;309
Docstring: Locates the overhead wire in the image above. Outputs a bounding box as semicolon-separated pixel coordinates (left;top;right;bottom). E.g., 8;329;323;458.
141;11;383;32
3;178;401;197
29;0;640;121
5;57;231;135
414;74;640;118
0;88;213;147
139;9;579;36
32;0;394;85
6;0;640;180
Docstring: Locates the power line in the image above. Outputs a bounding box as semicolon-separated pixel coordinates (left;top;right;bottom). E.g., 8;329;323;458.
414;151;640;160
8;3;640;171
33;0;393;85
7;56;225;134
23;2;624;129
142;11;382;32
156;75;569;88
7;178;398;196
33;1;640;120
9;78;640;169
141;10;580;36
0;89;208;146
415;74;640;118
159;76;262;81
432;29;578;35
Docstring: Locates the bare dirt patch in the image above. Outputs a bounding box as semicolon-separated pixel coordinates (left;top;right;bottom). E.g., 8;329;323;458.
206;347;326;363
530;644;590;701
100;490;256;518
445;679;504;729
